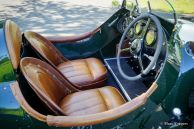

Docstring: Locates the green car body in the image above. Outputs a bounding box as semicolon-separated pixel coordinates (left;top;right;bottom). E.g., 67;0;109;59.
0;2;194;129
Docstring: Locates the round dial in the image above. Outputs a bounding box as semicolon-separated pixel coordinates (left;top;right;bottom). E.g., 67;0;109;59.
146;30;156;46
135;22;143;35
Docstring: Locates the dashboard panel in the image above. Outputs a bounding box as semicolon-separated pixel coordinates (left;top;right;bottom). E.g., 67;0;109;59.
117;16;133;33
117;15;158;49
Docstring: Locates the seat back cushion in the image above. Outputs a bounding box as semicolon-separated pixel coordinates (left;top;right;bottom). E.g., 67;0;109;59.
24;31;68;66
5;20;22;70
20;57;77;115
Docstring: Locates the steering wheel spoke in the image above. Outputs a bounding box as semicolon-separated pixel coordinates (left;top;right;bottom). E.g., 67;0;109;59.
140;18;151;39
138;55;144;72
144;53;154;61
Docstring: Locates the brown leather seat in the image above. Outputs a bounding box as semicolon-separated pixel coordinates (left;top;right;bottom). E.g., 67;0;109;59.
5;20;22;70
60;86;125;116
57;58;107;89
24;32;107;90
20;57;126;116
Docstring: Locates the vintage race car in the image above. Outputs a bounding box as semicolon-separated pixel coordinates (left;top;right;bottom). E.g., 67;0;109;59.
0;0;194;128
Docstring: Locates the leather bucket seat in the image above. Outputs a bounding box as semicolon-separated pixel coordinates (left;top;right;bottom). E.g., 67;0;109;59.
20;57;126;116
24;31;107;90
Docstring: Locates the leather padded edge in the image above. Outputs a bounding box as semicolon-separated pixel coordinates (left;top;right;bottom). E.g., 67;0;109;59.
144;82;158;98
10;81;47;122
46;27;101;43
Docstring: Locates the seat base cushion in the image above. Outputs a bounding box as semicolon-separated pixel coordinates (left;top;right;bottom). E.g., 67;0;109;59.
57;58;107;90
59;86;126;116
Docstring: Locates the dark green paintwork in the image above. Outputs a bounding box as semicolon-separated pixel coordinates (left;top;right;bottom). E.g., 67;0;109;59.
0;82;24;128
0;28;16;83
151;31;180;104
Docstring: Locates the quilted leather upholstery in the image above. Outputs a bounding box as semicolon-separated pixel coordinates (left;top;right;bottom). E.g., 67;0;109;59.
24;31;107;90
60;86;126;116
57;58;107;90
20;57;125;116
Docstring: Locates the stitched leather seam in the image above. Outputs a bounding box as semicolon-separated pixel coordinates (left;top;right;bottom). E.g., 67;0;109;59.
60;93;97;107
60;67;90;75
66;73;92;79
97;89;109;110
58;62;86;69
74;69;108;89
85;59;94;80
58;65;88;73
65;101;105;115
76;77;107;89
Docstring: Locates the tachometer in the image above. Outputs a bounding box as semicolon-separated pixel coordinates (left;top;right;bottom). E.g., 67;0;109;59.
146;30;156;46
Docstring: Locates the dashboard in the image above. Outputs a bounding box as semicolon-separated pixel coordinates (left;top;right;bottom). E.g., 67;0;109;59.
117;13;158;50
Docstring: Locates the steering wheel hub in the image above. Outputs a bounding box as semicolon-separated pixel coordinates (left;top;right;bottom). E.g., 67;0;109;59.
130;39;142;55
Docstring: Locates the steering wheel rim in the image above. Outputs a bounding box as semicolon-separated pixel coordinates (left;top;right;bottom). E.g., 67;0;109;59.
117;13;164;81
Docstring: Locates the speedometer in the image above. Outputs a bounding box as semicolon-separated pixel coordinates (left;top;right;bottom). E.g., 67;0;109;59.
146;30;156;46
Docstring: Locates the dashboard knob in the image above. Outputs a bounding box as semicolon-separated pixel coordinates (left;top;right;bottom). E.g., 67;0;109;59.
172;107;182;119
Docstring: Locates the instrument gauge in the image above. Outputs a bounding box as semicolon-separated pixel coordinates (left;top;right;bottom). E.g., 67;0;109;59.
135;22;143;35
146;30;156;46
